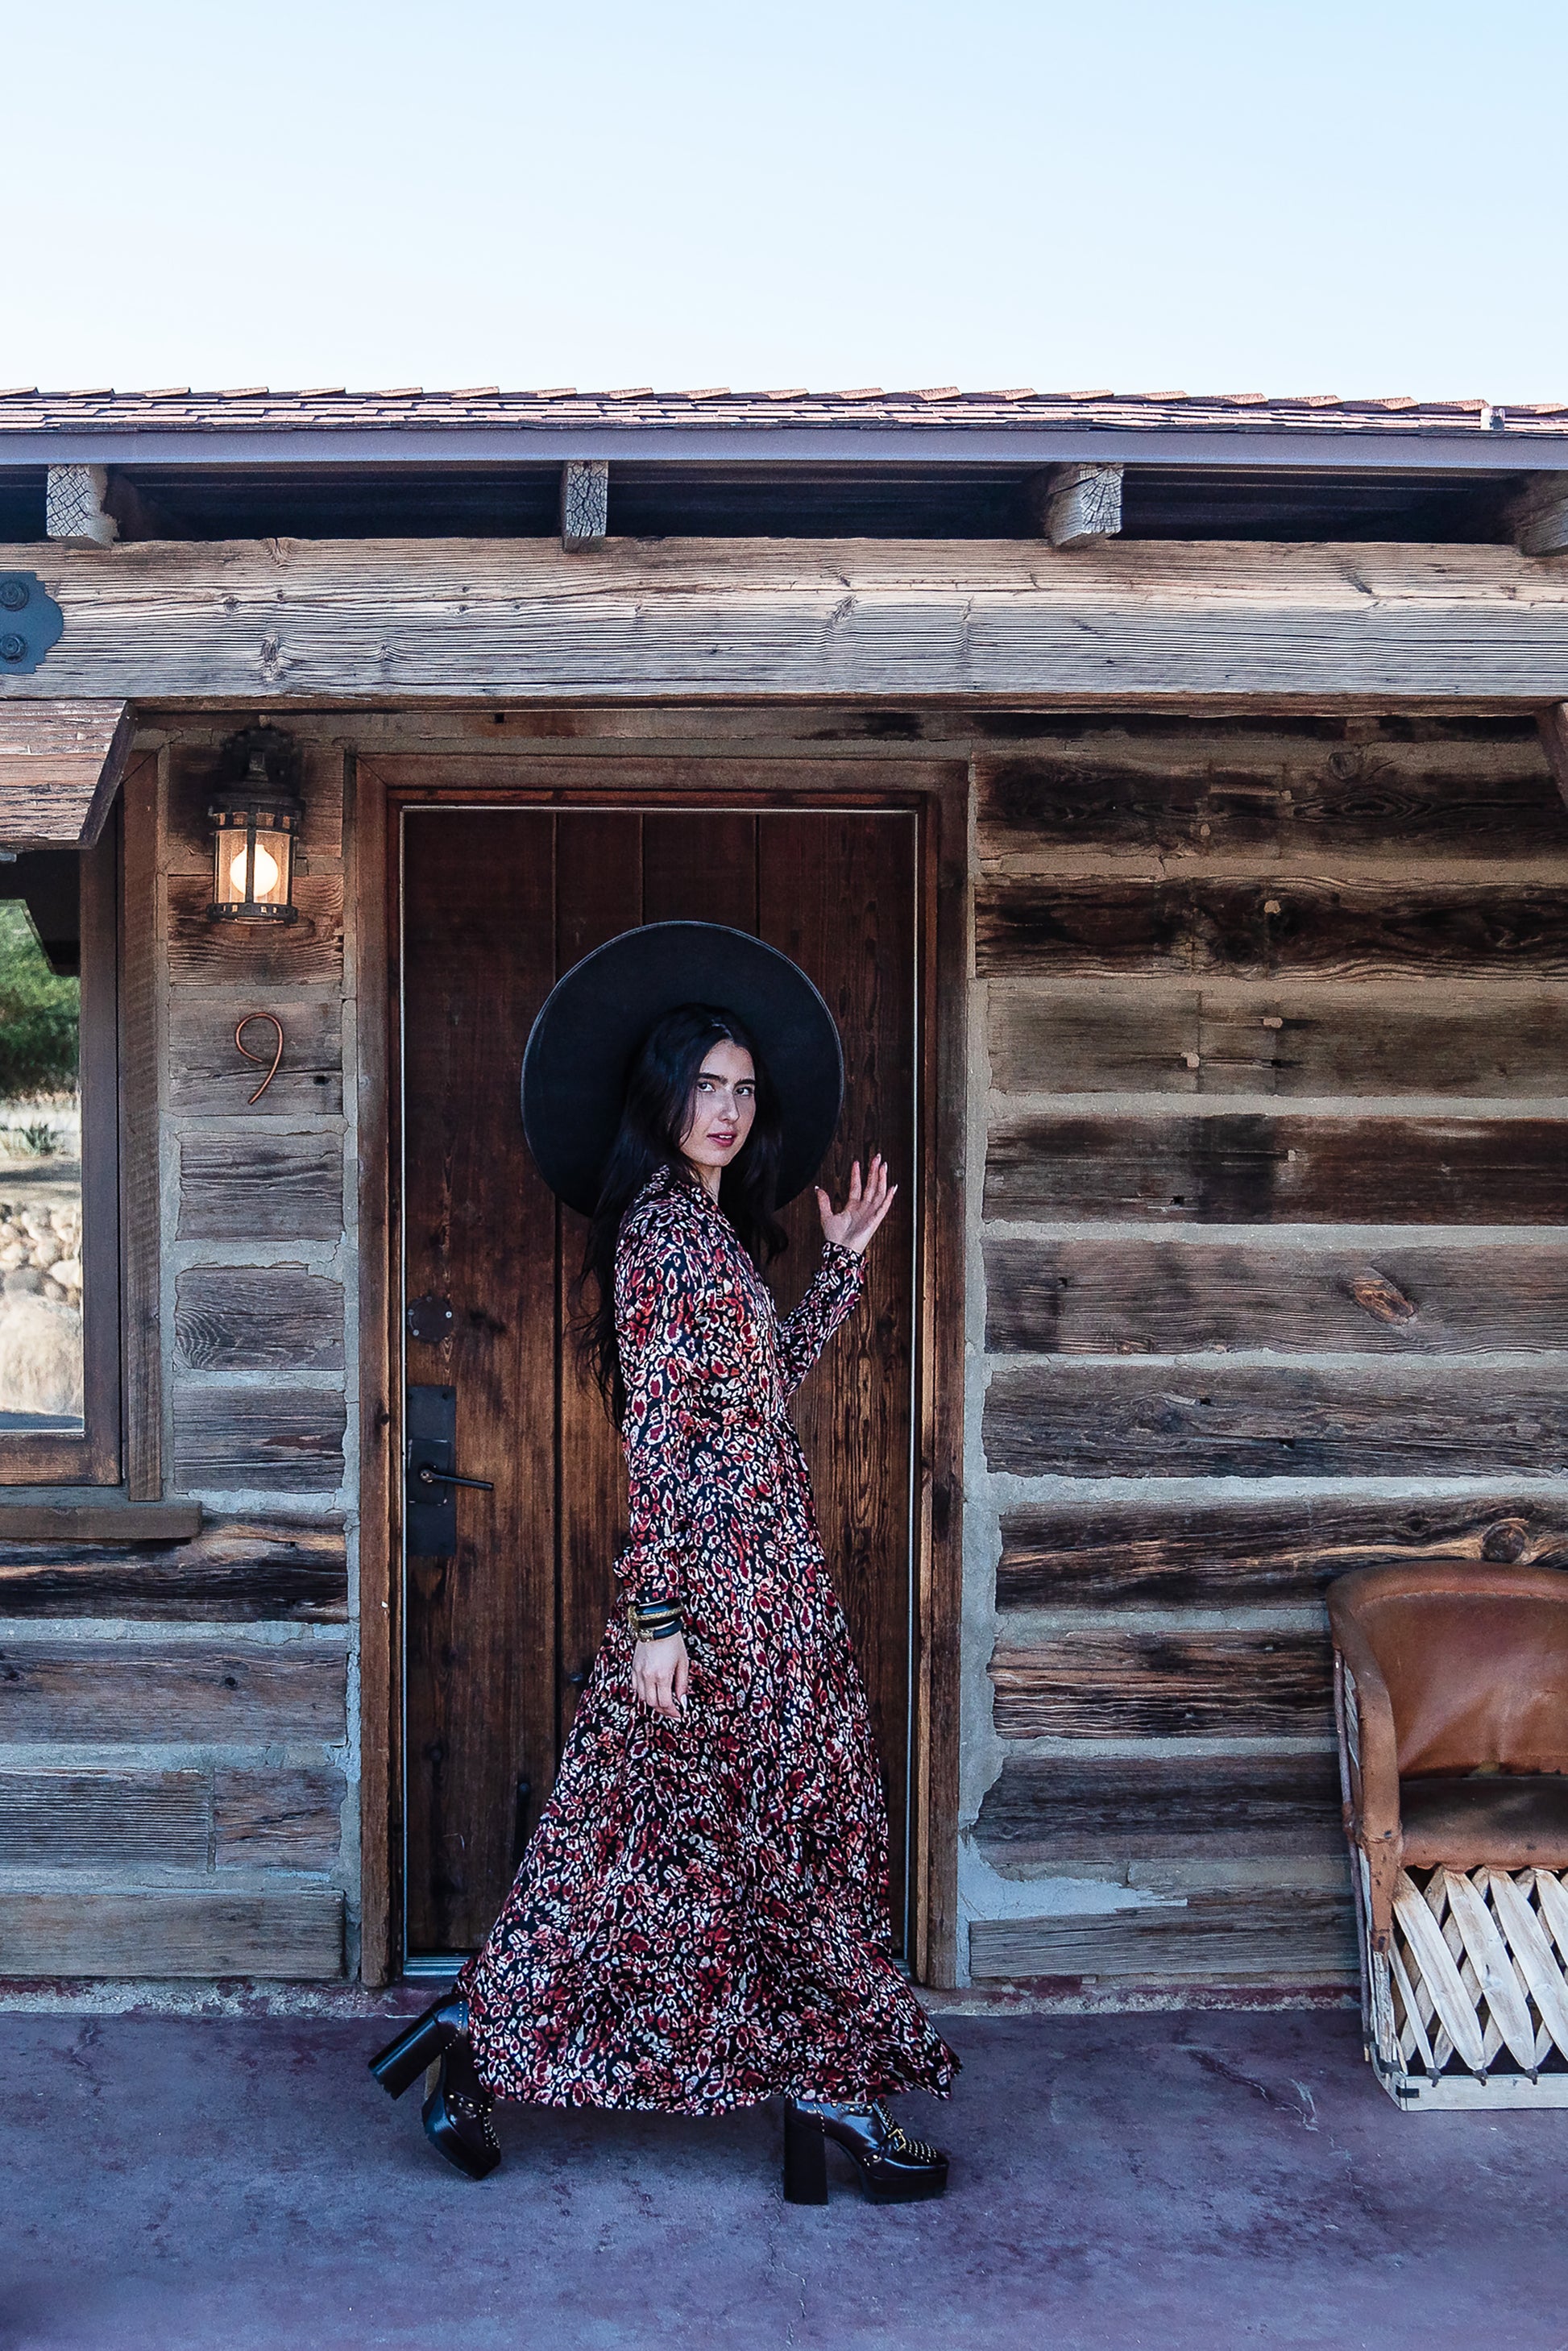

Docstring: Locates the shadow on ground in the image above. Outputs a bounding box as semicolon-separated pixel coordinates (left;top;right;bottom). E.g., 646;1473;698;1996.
3;2008;1565;2350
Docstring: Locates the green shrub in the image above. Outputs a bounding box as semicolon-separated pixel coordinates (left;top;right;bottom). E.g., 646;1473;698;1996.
0;902;78;1101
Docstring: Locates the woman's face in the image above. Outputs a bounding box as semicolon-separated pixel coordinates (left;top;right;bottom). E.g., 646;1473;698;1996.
679;1037;757;1185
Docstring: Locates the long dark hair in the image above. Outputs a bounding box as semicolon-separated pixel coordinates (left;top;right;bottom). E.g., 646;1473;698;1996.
575;1003;788;1426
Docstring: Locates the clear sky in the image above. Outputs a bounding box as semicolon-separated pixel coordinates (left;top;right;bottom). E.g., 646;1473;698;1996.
8;0;1566;404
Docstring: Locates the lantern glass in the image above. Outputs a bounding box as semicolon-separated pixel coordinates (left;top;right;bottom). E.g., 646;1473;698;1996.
208;784;301;924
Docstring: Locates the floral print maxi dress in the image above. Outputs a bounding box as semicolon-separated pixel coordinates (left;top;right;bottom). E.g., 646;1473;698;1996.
458;1164;957;2114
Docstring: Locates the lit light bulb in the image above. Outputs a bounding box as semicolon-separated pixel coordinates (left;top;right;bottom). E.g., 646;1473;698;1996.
229;840;281;899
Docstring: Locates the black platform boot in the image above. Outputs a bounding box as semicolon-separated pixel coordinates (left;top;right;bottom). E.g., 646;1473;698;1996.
783;2097;948;2205
367;1993;470;2100
421;2035;501;2181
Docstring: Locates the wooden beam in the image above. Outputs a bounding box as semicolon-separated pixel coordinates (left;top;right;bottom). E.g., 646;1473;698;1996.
1038;462;1123;547
0;1501;202;1543
1539;703;1568;812
7;538;1568;704
44;465;118;546
0;699;134;848
1512;472;1568;556
561;459;609;549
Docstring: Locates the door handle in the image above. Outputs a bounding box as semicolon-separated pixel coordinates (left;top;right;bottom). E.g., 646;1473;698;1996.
405;1384;493;1557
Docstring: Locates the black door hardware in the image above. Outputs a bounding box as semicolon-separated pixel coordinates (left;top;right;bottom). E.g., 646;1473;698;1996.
405;1383;493;1557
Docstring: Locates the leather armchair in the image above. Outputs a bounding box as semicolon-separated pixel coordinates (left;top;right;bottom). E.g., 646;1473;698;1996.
1329;1562;1568;1952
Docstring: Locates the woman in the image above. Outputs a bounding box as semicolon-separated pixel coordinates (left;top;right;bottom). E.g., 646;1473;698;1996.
372;925;956;2203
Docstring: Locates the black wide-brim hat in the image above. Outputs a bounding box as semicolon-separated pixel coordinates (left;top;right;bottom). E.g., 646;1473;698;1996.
521;920;844;1216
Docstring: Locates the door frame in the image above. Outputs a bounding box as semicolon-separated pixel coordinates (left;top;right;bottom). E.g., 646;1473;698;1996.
353;745;969;1988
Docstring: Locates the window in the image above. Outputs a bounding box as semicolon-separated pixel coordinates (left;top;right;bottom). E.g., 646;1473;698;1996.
0;831;118;1482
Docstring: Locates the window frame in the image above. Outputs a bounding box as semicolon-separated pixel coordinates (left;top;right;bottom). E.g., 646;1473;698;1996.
0;821;122;1485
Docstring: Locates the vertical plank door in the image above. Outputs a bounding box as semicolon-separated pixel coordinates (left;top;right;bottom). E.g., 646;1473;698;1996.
400;801;919;1959
401;811;558;1954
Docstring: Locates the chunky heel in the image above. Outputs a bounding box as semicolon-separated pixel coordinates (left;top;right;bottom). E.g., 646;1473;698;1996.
782;2104;829;2204
788;2096;948;2205
367;1995;467;2100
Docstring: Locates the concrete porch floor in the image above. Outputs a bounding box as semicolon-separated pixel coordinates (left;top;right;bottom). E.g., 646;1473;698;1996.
3;2006;1566;2351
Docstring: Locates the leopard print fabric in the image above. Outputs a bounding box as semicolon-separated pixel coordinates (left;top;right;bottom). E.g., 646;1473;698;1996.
458;1165;958;2114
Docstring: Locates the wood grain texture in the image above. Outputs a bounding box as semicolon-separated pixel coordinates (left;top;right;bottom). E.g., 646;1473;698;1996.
212;1767;343;1866
0;699;133;848
973;1753;1344;1862
987;984;1568;1099
0;1640;346;1742
915;775;970;1986
176;1130;344;1239
0;1516;346;1619
119;753;163;1498
984;1237;1568;1355
0;1887;344;1979
554;811;642;1768
969;1891;1354;1984
174;1266;345;1371
12;536;1568;703
172;1387;346;1492
167;995;343;1116
348;751;396;1985
0;1770;209;1867
401;808;559;1953
976;722;1568;865
985;1361;1568;1479
989;1627;1333;1738
975;877;1568;980
996;1494;1568;1611
761;807;919;1941
0;1502;202;1544
167;875;343;983
985;1113;1568;1225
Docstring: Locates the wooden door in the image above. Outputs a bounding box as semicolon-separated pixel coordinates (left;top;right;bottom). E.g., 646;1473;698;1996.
400;802;919;1961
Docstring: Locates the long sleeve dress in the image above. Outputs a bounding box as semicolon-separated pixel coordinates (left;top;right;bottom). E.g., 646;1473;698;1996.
458;1163;957;2114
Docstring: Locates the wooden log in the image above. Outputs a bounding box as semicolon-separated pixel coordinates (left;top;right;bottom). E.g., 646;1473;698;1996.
172;1387;346;1492
212;1767;343;1866
975;877;1568;979
7;537;1568;706
984;1361;1568;1479
0;1503;201;1543
1541;705;1568;814
0;1770;209;1867
174;1266;345;1371
176;1131;344;1240
976;725;1568;864
989;1627;1333;1738
0;1639;346;1743
1512;477;1568;558
987;983;1568;1098
995;1494;1568;1611
973;1752;1344;1863
561;459;610;549
0;1887;344;1979
167;996;343;1117
0;1516;347;1619
984;1237;1568;1355
985;1113;1568;1225
0;699;133;848
969;1890;1354;1984
167;874;344;983
1039;464;1123;548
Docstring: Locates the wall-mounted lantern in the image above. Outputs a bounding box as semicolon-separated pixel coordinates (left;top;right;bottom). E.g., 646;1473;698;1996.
208;727;303;924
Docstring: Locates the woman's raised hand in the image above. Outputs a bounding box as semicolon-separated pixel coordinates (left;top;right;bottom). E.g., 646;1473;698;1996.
815;1155;898;1257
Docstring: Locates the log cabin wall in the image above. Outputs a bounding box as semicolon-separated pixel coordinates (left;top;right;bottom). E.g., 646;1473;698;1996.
963;712;1568;1992
0;724;355;1980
